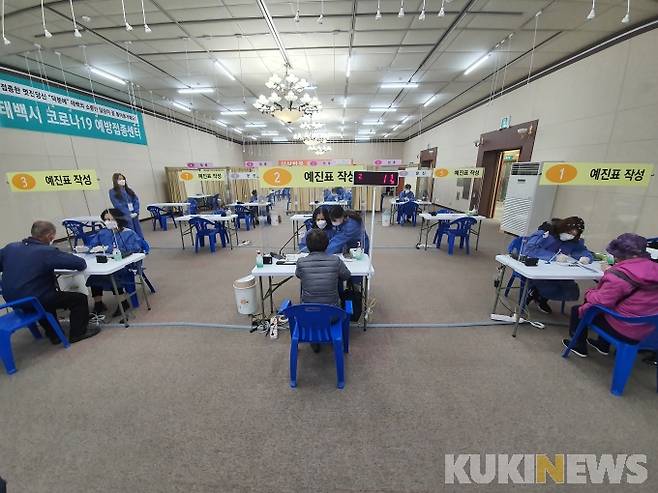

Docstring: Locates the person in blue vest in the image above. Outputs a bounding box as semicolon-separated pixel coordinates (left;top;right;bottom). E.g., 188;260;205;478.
109;172;143;238
299;207;335;252
86;208;146;317
326;205;367;255
399;183;415;201
0;220;99;343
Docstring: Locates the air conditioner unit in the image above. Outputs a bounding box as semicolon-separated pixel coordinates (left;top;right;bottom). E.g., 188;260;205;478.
500;162;557;237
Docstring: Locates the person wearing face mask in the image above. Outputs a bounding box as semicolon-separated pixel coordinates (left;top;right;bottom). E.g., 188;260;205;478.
399;183;415;202
326;205;369;255
86;209;147;316
109;173;144;238
299;207;334;252
0;221;99;344
523;216;594;314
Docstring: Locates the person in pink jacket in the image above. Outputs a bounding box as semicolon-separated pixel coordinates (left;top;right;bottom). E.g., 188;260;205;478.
563;233;658;357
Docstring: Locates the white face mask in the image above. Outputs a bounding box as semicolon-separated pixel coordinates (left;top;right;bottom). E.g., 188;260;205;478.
316;220;327;229
117;179;126;186
559;233;575;241
104;220;118;230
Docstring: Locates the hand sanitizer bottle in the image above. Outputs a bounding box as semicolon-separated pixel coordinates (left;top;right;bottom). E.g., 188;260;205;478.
256;250;264;268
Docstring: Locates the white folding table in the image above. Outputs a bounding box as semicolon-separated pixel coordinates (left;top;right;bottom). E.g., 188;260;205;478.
251;253;374;330
56;252;149;327
174;214;239;250
309;201;348;209
390;199;433;219
416;212;485;251
492;254;604;337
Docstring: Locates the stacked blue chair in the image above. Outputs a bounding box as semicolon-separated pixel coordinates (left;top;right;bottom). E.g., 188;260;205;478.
0;297;70;374
62;220;97;248
279;300;353;389
563;305;658;396
209;194;220;210
397;201;419;226
189;217;227;253
146;205;176;231
234;205;254;230
187;198;199;214
436;217;477;255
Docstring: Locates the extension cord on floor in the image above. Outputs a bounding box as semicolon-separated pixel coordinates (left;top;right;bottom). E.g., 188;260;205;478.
490;313;526;323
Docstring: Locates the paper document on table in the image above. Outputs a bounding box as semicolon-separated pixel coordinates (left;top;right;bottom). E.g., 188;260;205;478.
285;253;308;262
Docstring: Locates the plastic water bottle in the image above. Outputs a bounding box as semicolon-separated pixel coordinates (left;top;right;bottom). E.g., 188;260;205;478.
112;247;122;261
256;250;264;268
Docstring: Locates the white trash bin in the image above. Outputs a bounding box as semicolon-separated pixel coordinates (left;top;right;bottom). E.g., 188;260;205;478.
233;275;257;315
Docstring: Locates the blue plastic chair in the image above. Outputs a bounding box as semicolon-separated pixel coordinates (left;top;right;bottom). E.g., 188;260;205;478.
0;297;70;374
436;217;477;255
146;205;176;231
234;205;254;231
189;217;227;253
187;198;198;214
303;218;314;231
279;300;353;389
431;209;453;244
504;236;527;302
397;201;419;226
209;194;220;210
123;238;156;308
562;305;658;396
62;220;97;248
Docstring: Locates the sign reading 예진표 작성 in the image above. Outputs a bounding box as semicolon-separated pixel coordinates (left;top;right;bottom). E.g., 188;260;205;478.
0;72;147;145
434;167;485;179
7;169;99;192
178;169;227;182
539;162;654;186
259;166;357;189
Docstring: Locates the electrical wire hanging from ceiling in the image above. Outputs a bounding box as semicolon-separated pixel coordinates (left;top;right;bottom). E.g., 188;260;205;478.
40;0;52;38
69;0;82;37
2;0;11;45
139;0;152;32
120;0;133;31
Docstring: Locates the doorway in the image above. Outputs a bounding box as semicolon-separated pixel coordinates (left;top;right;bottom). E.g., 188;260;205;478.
493;149;520;219
417;147;437;201
475;120;538;218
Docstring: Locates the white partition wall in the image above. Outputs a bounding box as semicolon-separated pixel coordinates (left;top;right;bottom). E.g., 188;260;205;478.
403;29;658;251
0;114;243;244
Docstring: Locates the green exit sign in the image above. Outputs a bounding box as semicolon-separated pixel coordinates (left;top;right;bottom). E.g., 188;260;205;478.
500;116;511;129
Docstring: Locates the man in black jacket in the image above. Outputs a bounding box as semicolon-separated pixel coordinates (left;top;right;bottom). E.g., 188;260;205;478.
0;221;99;344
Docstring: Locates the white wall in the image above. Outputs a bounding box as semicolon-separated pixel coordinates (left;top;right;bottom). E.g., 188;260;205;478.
403;29;658;251
0;114;243;244
243;141;404;164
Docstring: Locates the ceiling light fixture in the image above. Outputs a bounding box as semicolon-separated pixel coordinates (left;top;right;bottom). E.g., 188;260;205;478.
346;56;351;78
381;82;418;89
68;0;82;37
375;0;382;20
221;110;247;115
250;136;257;140
140;0;152;32
419;0;426;20
398;0;405;18
423;95;436;107
257;0;291;67
317;0;324;24
253;67;321;123
214;60;236;81
438;0;446;17
1;0;10;45
88;66;126;85
120;0;133;31
586;0;596;20
172;101;191;112
621;0;630;23
246;123;267;128
272;138;288;142
39;0;52;38
177;87;214;94
234;128;242;134
362;121;384;126
261;131;279;136
343;98;348;108
464;52;492;75
356;137;371;141
369;107;397;112
215;120;227;127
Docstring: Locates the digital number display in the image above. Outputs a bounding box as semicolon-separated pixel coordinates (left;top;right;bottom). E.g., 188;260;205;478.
353;171;399;186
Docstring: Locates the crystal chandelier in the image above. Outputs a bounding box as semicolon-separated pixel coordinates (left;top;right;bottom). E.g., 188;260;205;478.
293;119;332;155
253;66;322;124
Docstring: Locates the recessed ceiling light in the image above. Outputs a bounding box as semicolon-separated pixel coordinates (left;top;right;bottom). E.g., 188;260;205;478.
214;60;236;81
88;67;126;86
272;137;287;142
464;53;492;75
250;136;257;140
346;56;351;78
380;83;418;89
172;101;191;112
261;131;279;136
423;95;437;107
178;88;214;94
362;121;384;126
356;137;370;141
369;107;397;112
246;123;267;128
221;110;247;115
234;128;243;134
215;120;227;127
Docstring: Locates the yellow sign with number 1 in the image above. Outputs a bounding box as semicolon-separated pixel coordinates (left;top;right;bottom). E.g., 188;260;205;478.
7;169;99;192
540;162;653;186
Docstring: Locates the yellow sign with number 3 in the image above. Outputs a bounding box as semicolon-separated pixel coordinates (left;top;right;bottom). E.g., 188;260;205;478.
6;169;99;192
